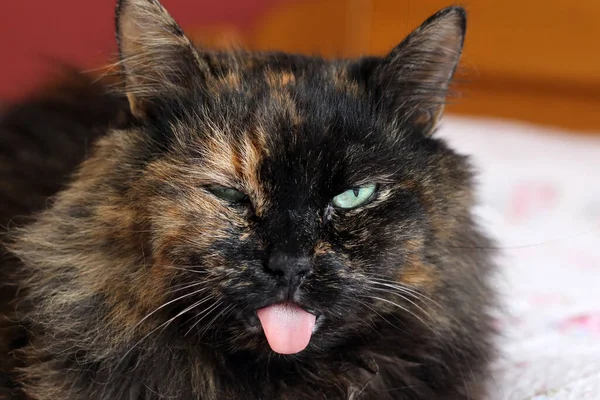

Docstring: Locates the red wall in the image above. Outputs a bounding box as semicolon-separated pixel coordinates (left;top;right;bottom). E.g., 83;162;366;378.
0;1;287;101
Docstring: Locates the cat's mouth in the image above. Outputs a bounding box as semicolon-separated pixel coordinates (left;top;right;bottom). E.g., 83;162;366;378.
245;302;321;355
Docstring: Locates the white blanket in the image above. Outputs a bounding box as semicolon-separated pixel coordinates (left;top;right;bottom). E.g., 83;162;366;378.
438;117;600;400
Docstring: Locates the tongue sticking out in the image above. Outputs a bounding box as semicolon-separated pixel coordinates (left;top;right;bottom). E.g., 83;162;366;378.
256;303;316;354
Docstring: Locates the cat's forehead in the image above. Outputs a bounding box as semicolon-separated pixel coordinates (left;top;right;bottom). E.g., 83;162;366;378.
202;51;364;105
178;53;379;169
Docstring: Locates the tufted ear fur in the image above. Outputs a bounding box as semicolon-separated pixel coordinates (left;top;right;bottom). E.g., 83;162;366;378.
115;0;210;118
373;6;466;136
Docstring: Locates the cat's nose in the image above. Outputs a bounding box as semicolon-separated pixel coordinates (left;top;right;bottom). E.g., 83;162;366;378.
266;253;312;288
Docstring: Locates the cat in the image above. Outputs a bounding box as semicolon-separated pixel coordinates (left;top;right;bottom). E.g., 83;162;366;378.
0;0;497;399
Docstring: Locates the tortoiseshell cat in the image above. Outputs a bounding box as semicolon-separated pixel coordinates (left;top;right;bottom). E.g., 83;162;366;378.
0;1;497;399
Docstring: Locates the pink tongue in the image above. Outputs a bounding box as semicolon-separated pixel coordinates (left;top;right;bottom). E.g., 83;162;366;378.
256;303;316;354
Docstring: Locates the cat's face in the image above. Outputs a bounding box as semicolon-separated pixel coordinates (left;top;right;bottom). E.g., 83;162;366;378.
16;0;474;358
131;61;444;354
111;0;472;356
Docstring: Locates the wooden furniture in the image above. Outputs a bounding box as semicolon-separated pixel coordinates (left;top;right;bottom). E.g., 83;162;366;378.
3;0;596;132
192;0;600;133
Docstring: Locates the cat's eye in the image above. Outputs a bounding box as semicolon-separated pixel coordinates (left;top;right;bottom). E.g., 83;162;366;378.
209;186;248;203
332;184;377;209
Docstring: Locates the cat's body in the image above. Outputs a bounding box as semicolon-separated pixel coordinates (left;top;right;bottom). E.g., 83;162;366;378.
0;1;497;399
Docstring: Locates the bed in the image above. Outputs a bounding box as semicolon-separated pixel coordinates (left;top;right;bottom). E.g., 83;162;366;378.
438;116;600;400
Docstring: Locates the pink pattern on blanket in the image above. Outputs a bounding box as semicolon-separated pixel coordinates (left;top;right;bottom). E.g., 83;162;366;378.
436;116;600;400
508;182;558;223
558;314;600;335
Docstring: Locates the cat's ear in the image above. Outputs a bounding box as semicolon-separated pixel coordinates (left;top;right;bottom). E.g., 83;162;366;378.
373;6;466;136
115;0;209;118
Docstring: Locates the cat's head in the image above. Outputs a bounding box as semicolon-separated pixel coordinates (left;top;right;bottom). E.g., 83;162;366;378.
15;0;481;358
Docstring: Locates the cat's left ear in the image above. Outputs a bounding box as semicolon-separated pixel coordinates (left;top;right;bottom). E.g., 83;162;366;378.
372;6;466;136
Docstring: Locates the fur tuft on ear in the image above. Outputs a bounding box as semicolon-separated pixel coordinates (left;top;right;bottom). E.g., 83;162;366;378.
115;0;209;117
374;6;466;136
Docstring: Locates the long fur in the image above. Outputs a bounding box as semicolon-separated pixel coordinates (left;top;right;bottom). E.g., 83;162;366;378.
0;2;497;399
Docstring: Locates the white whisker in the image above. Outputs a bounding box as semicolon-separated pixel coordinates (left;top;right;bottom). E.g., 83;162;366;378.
162;265;208;274
368;286;436;324
118;293;216;365
128;287;211;335
195;304;234;340
365;296;434;333
184;301;223;336
365;277;443;308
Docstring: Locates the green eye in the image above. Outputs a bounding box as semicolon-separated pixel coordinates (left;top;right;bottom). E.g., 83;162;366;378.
209;186;248;203
332;184;377;209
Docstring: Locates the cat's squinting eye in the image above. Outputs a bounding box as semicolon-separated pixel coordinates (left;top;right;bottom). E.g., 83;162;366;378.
209;186;248;203
332;184;377;209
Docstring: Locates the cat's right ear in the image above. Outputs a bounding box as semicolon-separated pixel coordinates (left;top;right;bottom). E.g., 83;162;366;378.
115;0;210;118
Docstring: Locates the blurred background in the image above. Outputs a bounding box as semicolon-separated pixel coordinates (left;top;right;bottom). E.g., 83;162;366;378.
1;1;599;398
1;0;600;131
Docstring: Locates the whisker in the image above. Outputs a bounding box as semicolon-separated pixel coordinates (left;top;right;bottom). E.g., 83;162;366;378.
167;276;219;293
128;287;211;336
161;265;208;274
195;304;234;340
117;294;216;365
363;275;444;308
368;287;436;324
158;295;217;336
365;295;435;333
365;280;439;306
363;276;477;339
184;301;223;337
353;298;400;333
168;281;206;294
